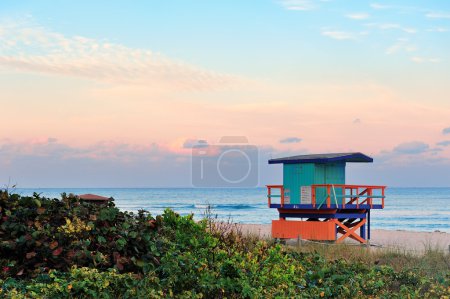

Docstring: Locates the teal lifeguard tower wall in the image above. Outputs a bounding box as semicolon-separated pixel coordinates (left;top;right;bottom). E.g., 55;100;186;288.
283;162;345;205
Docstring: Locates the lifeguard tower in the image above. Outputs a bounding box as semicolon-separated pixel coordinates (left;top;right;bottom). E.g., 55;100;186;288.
266;153;385;244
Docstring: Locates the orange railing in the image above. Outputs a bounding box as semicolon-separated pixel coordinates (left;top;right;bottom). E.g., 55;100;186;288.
266;185;284;207
267;184;386;209
312;184;386;209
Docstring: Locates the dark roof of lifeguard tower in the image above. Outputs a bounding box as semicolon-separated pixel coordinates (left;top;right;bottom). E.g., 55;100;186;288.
268;152;373;164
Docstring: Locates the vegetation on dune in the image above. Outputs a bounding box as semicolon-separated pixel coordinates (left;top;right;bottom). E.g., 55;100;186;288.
0;190;449;298
292;240;450;282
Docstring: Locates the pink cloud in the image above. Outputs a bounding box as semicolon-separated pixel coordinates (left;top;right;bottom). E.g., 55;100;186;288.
0;18;243;91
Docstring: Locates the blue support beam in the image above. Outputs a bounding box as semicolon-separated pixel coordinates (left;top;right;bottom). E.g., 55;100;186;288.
279;213;367;219
360;224;366;240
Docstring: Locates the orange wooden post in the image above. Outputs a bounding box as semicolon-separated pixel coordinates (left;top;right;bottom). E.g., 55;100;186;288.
368;188;373;208
342;186;346;208
312;186;316;208
327;185;331;208
356;187;359;208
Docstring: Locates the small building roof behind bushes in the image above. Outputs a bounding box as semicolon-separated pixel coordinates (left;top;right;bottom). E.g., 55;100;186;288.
78;193;111;203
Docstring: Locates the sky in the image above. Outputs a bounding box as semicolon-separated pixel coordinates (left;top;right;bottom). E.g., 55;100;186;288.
0;0;449;187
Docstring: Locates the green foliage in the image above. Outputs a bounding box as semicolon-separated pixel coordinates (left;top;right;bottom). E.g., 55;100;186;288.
0;190;449;298
0;190;158;277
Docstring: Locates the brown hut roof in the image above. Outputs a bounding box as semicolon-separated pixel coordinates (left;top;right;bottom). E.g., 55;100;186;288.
78;194;111;202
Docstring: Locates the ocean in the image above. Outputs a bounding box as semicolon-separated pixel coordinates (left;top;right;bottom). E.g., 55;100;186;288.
12;187;450;233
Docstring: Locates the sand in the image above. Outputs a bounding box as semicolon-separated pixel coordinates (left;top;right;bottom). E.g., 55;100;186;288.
239;224;450;253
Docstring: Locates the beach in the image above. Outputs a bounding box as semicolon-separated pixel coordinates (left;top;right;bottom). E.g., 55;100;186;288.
240;224;450;253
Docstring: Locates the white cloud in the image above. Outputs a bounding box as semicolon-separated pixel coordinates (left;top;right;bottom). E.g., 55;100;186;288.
0;138;167;162
346;13;370;20
370;3;425;14
426;12;450;19
373;23;417;34
0;138;196;187
427;27;449;32
278;0;317;11
370;3;391;10
385;38;417;55
411;56;441;63
279;137;302;144
437;140;450;147
321;30;356;40
182;139;208;149
401;27;417;34
393;141;429;154
320;29;369;41
0;18;242;91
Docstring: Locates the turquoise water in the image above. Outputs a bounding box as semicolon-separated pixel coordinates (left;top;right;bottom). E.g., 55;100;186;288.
12;187;450;232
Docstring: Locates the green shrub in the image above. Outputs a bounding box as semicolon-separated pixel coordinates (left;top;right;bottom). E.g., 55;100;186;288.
0;190;160;277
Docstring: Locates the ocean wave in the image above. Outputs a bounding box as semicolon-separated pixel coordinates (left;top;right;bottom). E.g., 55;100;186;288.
371;209;450;217
193;203;258;210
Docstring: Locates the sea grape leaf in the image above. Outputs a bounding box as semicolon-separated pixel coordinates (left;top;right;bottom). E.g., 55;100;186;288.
66;250;76;259
52;247;63;256
49;241;58;250
26;252;37;259
116;238;126;250
116;261;124;271
33;199;41;208
135;259;145;268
